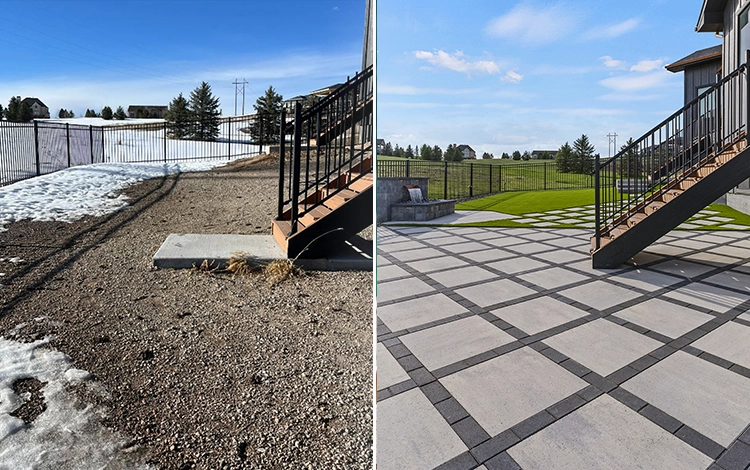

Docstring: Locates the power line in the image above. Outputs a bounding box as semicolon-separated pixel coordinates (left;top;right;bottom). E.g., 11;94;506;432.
233;78;248;116
607;132;618;158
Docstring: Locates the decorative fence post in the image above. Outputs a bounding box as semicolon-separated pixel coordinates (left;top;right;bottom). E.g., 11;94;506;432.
544;162;547;190
259;116;263;155
66;123;71;168
469;162;474;198
406;160;410;178
444;161;448;199
164;122;168;163
489;164;493;193
89;125;94;164
227;118;232;161
33;121;40;176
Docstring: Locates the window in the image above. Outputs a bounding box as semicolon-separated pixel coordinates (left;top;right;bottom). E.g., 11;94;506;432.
740;4;750;65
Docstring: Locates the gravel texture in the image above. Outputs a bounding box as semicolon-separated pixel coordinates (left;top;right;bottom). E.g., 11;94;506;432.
0;157;373;469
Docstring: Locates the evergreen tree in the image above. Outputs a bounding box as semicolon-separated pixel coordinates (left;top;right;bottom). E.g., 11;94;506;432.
555;142;573;173
114;106;127;120
420;144;434;161
444;144;463;162
382;141;393;156
84;109;94;118
250;85;282;144
101;106;113;120
572;134;595;174
136;108;150;118
432;145;443;161
619;137;641;177
393;144;404;158
522;150;531;161
482;151;492;159
19;101;32;122
501;152;510;159
405;144;414;159
58;108;66;119
5;96;21;121
512;150;521;160
540;151;551;160
189;81;221;141
0;104;4;120
165;93;193;139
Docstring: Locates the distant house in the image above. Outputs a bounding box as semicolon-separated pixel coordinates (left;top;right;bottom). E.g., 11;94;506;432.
127;105;168;118
377;139;385;152
458;144;476;160
531;150;558;159
282;83;345;114
21;98;50;118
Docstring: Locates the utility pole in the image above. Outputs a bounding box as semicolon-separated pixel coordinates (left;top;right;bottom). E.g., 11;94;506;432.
607;132;618;158
233;78;249;116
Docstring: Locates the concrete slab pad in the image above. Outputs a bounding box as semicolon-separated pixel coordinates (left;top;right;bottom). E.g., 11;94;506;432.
506;242;557;255
377;343;411;390
440;348;587;436
703;270;750;293
559;280;641;311
649;259;715;279
379;239;428;253
391;247;444;263
518;266;589;290
544;319;662;376
688;251;742;266
455;279;537;307
663;282;749;314
609;269;682;292
377;264;410;282
613;298;712;339
491;297;589;335
439;241;493;254
377;388;467;470
401;316;515;371
693;321;750;369
153;234;285;269
622;351;750;447
508;394;713;470
377;277;434;304
707;244;750;260
487;257;547;275
377;293;469;332
461;249;516;263
542;236;588;249
427;265;495;288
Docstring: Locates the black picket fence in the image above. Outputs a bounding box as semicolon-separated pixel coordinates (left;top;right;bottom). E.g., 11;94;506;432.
0;115;267;187
377;160;597;200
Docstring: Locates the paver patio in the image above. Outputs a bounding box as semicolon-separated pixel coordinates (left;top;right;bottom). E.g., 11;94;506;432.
377;223;750;469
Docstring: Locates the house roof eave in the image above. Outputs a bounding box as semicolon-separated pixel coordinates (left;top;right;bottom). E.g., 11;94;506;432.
696;0;727;32
665;45;722;72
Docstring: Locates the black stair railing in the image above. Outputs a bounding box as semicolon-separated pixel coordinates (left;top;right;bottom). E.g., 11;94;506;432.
277;65;373;235
594;60;748;250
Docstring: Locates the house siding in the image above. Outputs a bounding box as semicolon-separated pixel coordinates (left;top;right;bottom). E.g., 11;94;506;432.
684;61;720;103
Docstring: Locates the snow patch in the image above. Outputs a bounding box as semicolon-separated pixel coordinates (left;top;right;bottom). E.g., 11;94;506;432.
0;336;151;468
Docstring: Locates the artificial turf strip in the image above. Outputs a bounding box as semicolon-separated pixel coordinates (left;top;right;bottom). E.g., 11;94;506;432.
455;189;595;214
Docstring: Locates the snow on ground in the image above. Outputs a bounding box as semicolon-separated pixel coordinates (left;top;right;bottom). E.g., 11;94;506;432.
0;160;229;232
0;334;151;469
43;117;165;126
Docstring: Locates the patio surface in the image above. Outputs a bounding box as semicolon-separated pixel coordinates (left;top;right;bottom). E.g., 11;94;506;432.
376;222;750;470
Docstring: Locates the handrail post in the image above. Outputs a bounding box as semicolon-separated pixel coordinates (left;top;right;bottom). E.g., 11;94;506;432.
746;50;750;148
277;111;286;219
594;152;601;250
290;102;303;235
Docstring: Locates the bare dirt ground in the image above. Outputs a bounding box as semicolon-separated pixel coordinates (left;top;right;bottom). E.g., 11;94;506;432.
0;157;373;469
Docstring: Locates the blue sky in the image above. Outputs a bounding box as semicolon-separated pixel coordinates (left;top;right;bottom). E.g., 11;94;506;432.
0;0;365;117
376;0;722;158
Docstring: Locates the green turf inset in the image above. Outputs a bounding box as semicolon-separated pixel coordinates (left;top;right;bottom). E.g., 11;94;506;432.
456;189;595;214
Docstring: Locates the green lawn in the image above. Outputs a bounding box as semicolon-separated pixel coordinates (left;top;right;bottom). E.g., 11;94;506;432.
456;189;594;214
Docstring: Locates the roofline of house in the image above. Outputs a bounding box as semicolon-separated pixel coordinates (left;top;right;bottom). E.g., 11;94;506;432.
696;0;727;32
665;48;722;73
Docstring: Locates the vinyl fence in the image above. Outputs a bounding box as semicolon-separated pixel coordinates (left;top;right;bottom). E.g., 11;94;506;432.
0;115;266;186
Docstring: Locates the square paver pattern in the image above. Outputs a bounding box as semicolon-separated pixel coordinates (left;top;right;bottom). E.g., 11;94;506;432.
491;297;589;335
377;293;468;332
377;343;411;390
613;298;713;339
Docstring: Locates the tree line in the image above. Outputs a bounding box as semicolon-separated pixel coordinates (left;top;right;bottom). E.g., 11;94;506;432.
379;142;467;162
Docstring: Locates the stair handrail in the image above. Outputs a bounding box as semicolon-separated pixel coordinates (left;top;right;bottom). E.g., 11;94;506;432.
593;60;749;251
277;66;373;236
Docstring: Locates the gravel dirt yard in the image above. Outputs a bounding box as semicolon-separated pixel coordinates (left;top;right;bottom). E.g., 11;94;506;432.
0;157;373;469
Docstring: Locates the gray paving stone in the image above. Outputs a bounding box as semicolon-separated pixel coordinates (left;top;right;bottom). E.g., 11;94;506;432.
436;397;470;424
455;279;537;308
546;393;587;418
470;430;520;463
377;264;411;282
609;386;648;411
506;395;713;470
649;259;716;279
434;451;478;470
422;380;452;404
490;297;588;335
639;404;683;433
611;269;683;291
518;266;589;290
452;416;491;448
511;410;555;439
378;293;468;332
674;425;725;460
408;256;470;274
377;343;411;390
441;241;496;254
390;246;445;263
377;388;468;470
622;351;750;447
440;348;587;436
532;249;587;264
484;453;521;470
663;282;749;314
559;280;642;311
381;239;429;253
693;321;750;370
505;242;557;255
427;265;496;288
688;251;741;267
716;440;750;470
613;298;713;339
377;276;435;304
461;249;516;263
401;316;516;371
704;270;750;293
486;257;548;275
544;319;662;376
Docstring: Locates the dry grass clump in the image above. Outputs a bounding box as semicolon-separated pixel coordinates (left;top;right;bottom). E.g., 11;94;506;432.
192;252;300;285
264;259;299;285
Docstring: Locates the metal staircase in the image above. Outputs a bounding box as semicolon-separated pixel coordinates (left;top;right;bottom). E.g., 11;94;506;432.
272;66;373;258
592;62;750;268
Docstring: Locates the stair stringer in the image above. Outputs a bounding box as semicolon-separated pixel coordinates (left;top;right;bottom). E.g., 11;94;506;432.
592;146;750;268
275;184;372;259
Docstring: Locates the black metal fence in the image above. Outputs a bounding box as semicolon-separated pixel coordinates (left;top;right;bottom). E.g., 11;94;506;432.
0;115;265;186
279;65;373;234
377;160;596;200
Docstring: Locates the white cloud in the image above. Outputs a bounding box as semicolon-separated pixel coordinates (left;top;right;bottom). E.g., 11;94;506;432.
502;70;524;83
600;55;625;69
585;18;641;39
600;71;672;92
413;50;500;75
485;3;579;46
630;58;665;73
